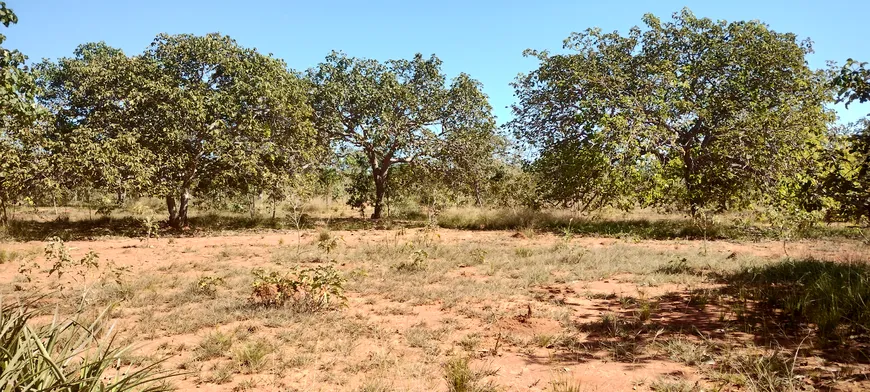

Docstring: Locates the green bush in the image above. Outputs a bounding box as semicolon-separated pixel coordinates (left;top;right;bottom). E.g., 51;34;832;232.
0;302;175;391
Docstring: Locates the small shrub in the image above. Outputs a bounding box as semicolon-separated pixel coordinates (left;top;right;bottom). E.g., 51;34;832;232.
193;275;225;297
249;265;346;312
316;230;341;256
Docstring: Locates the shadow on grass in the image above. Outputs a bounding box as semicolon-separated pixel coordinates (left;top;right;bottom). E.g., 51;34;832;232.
527;258;870;375
437;209;861;241
2;214;426;241
657;258;870;362
2;208;861;242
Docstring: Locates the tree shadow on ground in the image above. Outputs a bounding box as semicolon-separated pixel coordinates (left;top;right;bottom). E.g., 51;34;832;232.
2;214;426;241
518;258;870;389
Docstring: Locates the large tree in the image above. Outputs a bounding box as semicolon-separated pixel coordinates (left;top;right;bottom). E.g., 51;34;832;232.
509;9;831;215
310;52;497;219
38;34;317;227
0;2;43;224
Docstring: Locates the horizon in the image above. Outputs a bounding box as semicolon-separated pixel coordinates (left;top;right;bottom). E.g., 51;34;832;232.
6;0;870;125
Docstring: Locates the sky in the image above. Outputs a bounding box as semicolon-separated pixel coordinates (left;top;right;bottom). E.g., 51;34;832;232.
5;0;870;125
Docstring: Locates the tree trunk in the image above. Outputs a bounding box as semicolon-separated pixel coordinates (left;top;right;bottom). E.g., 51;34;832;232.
0;198;7;226
371;172;386;220
474;181;483;206
681;142;699;218
166;194;178;226
250;193;256;219
177;189;191;228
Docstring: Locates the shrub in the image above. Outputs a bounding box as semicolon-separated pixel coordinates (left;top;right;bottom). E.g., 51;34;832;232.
249;265;346;312
0;302;176;391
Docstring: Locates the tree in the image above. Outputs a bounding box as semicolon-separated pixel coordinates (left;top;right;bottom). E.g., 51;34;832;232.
509;8;831;216
38;34;317;228
35;43;153;206
0;2;43;224
828;61;870;225
310;52;497;219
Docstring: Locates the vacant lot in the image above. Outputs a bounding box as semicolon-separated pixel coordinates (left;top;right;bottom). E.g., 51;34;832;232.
1;227;868;391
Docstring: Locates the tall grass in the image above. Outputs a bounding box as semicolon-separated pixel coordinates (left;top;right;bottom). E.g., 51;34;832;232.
0;302;176;391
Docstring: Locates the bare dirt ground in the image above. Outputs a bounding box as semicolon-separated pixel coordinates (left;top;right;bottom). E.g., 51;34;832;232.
1;229;868;391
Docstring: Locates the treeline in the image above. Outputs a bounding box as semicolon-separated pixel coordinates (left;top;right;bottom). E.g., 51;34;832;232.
1;4;869;229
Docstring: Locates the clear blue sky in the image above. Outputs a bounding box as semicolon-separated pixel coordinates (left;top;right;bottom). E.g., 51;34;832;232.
5;0;870;124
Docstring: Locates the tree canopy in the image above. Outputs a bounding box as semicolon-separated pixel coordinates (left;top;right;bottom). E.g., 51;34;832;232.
38;34;318;227
310;52;498;218
509;8;831;215
0;1;44;223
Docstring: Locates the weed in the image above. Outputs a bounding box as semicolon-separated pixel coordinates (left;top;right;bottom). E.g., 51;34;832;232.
514;248;533;258
661;337;712;366
193;275;225;297
0;249;22;264
204;362;234;384
392;249;428;273
443;357;498;392
195;330;234;360
469;248;487;265
316;230;341;256
233;340;273;373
